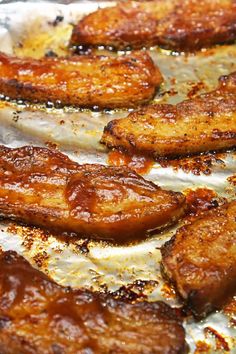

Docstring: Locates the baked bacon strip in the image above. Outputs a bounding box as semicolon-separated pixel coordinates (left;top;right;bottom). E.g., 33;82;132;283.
102;72;236;157
161;200;236;318
0;146;185;242
71;0;236;51
0;251;186;353
0;51;162;109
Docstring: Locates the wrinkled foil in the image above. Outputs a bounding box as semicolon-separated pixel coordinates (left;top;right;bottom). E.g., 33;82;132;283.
0;1;235;352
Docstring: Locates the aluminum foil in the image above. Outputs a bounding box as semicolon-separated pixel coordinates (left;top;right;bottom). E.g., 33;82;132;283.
0;1;235;352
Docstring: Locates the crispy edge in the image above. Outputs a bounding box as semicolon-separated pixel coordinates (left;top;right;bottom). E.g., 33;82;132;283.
101;72;236;157
0;51;162;109
0;250;186;354
70;0;236;51
160;201;236;318
0;145;186;242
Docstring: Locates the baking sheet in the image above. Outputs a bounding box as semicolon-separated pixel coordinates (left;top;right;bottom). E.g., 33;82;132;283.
0;1;235;352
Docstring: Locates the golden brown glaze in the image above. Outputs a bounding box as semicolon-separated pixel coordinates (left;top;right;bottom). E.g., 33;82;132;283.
0;251;186;354
161;200;236;318
0;146;185;242
185;188;218;217
71;0;236;51
102;72;236;157
107;149;154;175
0;51;162;109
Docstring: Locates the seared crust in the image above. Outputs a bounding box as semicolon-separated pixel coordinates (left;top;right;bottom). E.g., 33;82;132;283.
71;0;236;51
101;72;236;157
0;51;162;109
0;146;185;242
0;251;186;353
161;201;236;318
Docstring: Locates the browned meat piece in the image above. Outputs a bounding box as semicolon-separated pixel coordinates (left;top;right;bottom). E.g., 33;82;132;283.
71;0;236;51
101;72;236;157
0;146;185;242
0;51;162;109
161;200;236;318
0;251;186;353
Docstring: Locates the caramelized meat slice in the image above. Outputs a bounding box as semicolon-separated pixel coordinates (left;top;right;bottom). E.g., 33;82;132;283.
0;146;185;242
102;72;236;157
71;0;236;51
0;251;186;354
0;51;162;109
161;200;236;318
71;1;173;50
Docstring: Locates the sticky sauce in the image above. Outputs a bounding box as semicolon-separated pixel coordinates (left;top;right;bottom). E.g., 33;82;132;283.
194;341;211;353
185;188;218;217
161;283;177;300
107;150;154;175
227;174;236;186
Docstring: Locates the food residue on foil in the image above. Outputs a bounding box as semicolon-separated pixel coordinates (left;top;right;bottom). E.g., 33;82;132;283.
184;187;219;217
156;152;227;175
107;149;154;175
187;81;206;98
204;327;230;352
0;3;234;353
223;297;236;329
161;282;177;300
111;279;159;302
14;20;72;59
8;223;50;250
194;341;211;353
227;174;236;186
33;250;50;269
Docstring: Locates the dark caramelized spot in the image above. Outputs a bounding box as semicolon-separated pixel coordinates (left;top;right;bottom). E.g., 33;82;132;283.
156;152;226;175
223;296;236;315
50;15;64;27
185;187;218;217
187;81;206;99
204;327;230;352
227;174;236;186
111;279;159;302
194;341;211;353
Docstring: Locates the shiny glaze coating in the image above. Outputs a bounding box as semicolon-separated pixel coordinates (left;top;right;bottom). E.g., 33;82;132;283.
0;146;185;242
0;251;186;353
0;51;162;109
102;72;236;157
71;0;236;51
161;201;236;318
